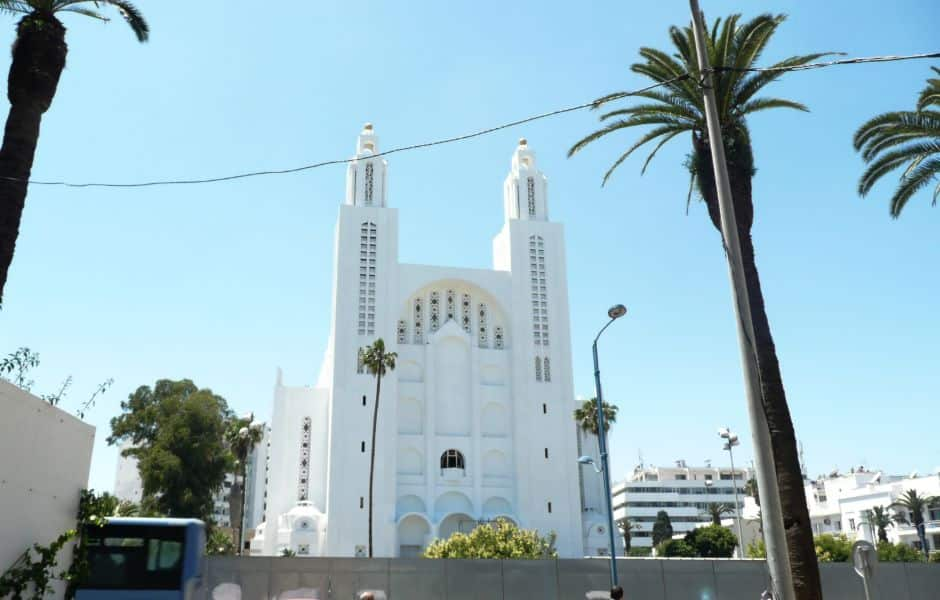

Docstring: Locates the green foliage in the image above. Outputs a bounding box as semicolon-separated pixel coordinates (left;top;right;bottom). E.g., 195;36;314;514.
569;13;827;192
684;524;737;558
702;502;735;526
279;548;296;557
929;551;940;563
0;529;75;598
891;489;938;559
877;541;924;563
0;0;150;42
361;338;397;559
813;534;852;562
224;415;265;553
573;398;618;435
658;539;696;558
0;346;39;390
627;547;652;557
206;528;236;556
864;505;900;543
423;519;557;559
854;67;940;217
108;379;233;522
746;537;767;559
651;511;673;547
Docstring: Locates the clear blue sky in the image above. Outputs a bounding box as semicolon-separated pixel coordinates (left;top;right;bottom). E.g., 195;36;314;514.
2;0;937;493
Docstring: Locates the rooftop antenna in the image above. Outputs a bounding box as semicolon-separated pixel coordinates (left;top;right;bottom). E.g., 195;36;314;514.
637;449;644;469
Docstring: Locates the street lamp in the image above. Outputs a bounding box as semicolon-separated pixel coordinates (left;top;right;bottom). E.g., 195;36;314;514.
718;427;747;558
585;304;627;590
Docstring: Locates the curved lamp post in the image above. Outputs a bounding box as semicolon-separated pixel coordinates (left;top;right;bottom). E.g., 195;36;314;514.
718;427;747;558
582;304;627;589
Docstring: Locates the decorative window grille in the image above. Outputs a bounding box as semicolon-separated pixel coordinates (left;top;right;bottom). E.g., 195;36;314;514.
477;303;488;348
494;326;504;349
529;236;548;345
357;348;365;374
297;544;310;555
535;357;543;382
364;163;374;205
527;176;536;216
543;357;551;382
397;320;407;344
445;289;456;322
440;449;465;470
461;294;472;333
430;292;440;332
413;297;424;343
298;417;311;501
358;222;378;335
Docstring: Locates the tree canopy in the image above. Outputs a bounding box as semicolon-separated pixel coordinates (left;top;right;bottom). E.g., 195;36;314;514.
685;524;737;558
573;398;618;435
423;519;556;559
651;510;674;547
108;379;232;522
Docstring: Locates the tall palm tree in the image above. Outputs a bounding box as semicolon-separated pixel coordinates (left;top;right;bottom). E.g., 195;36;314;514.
854;67;940;217
703;502;736;526
361;338;397;558
0;1;148;304
573;397;618;435
568;14;827;599
225;415;265;554
891;489;938;560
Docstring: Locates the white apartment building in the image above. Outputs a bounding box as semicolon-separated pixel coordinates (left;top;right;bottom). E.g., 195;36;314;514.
805;467;940;552
612;461;749;549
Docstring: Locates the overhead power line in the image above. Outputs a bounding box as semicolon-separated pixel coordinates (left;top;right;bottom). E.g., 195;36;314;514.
10;50;939;190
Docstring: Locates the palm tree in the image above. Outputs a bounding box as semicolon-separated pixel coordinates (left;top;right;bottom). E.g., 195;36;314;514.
854;67;940;217
568;14;826;599
361;338;397;558
573;397;618;435
891;489;938;560
0;1;147;304
225;415;265;554
703;502;736;526
863;505;901;545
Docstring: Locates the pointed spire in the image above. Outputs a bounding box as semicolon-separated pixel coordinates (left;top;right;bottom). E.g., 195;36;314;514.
503;137;548;221
345;123;388;207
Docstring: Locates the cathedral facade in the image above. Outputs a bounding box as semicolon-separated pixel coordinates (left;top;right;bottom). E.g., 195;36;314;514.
251;125;605;558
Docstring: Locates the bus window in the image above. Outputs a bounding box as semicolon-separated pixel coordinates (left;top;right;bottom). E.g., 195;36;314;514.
84;524;185;590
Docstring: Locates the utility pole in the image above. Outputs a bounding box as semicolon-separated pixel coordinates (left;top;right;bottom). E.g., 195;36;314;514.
687;1;794;598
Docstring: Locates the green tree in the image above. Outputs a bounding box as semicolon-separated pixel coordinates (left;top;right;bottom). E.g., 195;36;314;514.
107;379;232;522
658;539;696;557
619;518;635;552
0;1;148;304
224;414;265;554
746;537;767;559
863;505;901;544
423;518;556;559
813;534;852;562
685;524;737;558
573;397;618;435
651;510;673;547
877;541;924;563
703;502;735;526
891;489;938;560
568;14;826;598
854;67;940;217
361;338;397;558
206;527;236;556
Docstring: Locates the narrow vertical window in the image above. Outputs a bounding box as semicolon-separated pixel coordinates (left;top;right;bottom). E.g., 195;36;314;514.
547;501;552;513
397;319;407;344
477;304;488;348
527;176;536;216
529;236;548;345
297;417;311;501
494;326;504;349
544;448;549;459
445;289;456;322
361;441;366;453
543;357;551;382
414;297;424;343
364;163;374;205
430;291;441;332
360;497;364;509
542;403;547;414
362;395;367;406
461;294;472;333
535;357;543;382
358;222;378;335
357;348;365;374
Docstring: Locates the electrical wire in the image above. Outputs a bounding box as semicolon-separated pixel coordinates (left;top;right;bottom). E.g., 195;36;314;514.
7;51;938;190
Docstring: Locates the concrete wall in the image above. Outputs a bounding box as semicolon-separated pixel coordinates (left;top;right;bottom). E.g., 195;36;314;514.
205;557;940;600
0;380;94;580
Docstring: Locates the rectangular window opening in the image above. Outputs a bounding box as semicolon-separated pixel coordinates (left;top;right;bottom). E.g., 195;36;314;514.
362;395;367;406
360;497;364;509
547;501;552;513
544;448;549;459
542;403;547;414
361;441;366;453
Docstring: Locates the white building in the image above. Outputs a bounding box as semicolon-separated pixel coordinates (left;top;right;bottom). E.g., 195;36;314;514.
576;405;627;557
251;125;588;558
805;467;940;552
612;461;749;549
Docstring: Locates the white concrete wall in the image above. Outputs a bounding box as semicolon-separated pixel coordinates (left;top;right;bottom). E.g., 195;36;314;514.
0;380;94;588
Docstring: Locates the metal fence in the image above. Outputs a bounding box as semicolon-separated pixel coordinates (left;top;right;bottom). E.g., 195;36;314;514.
204;557;940;600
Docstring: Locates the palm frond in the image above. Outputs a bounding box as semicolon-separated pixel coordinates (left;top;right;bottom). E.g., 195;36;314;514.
600;125;690;185
599;103;697;123
856;142;940;196
738;97;809;116
733;53;834;108
568;115;691;157
59;6;108;21
102;0;148;41
916;67;940;111
0;1;34;15
854;111;940;155
889;156;940;217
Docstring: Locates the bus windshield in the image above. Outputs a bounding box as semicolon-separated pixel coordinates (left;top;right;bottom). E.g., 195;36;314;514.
83;524;186;590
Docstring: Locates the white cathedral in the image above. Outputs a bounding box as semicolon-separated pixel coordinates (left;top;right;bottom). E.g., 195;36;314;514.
251;125;612;558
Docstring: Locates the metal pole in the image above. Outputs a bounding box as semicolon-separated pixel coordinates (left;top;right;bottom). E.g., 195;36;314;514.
593;325;618;589
726;439;746;558
687;2;794;598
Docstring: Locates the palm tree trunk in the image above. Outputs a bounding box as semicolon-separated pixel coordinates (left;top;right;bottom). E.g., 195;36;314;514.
0;13;67;304
238;461;249;554
368;368;382;557
693;134;822;599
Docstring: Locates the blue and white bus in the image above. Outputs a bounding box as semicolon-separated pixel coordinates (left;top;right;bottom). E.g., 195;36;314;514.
76;518;206;599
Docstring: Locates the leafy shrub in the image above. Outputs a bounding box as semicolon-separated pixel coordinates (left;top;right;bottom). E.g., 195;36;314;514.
877;541;924;562
930;551;940;563
658;539;697;557
628;547;652;557
685;524;737;558
746;538;767;559
423;519;556;559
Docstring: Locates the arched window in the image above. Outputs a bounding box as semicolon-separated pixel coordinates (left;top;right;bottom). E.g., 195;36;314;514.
440;449;465;470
